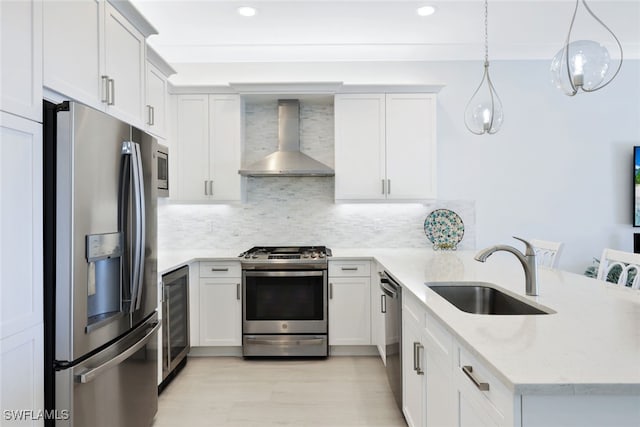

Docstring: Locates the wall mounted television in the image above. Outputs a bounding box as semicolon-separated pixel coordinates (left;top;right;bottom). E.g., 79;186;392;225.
635;147;640;226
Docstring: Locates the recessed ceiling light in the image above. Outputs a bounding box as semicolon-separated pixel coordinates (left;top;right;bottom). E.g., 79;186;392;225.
237;6;257;17
417;6;436;17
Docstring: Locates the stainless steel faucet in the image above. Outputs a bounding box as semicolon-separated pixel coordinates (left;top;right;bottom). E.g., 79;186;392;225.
474;236;539;296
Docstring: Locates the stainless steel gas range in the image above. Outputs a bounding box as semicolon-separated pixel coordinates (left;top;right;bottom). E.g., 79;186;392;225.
239;246;332;357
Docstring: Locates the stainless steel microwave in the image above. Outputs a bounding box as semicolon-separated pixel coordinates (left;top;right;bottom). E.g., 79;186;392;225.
157;144;169;197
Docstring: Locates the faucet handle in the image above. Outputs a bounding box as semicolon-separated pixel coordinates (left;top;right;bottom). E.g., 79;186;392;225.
512;236;536;256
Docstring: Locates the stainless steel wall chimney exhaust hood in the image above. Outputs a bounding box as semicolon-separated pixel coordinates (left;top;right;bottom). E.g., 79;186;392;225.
238;99;335;177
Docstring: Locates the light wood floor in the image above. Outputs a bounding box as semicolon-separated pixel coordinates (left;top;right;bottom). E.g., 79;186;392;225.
153;356;407;427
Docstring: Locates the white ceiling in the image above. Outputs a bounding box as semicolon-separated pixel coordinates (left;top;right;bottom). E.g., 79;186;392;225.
130;0;640;63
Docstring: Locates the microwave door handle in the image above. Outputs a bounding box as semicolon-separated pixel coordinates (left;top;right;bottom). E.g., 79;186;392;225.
118;146;132;307
130;142;146;312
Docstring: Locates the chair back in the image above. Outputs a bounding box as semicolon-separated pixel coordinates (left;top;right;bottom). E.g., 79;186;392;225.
596;248;640;289
530;239;563;269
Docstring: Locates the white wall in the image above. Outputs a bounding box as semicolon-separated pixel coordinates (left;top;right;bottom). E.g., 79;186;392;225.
168;59;640;273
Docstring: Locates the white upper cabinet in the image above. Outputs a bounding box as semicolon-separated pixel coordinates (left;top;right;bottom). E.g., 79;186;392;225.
102;1;146;126
334;94;386;201
385;94;436;200
43;0;155;128
174;94;242;202
0;0;42;122
334;93;437;202
145;48;175;139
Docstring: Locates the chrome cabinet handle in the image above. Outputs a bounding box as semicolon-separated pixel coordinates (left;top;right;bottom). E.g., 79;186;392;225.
146;105;153;125
413;342;424;375
341;266;358;271
329;282;333;299
210;268;229;272
101;75;109;103
387;179;391;195
108;78;115;105
381;294;386;313
150;105;155;125
462;366;490;391
236;283;241;300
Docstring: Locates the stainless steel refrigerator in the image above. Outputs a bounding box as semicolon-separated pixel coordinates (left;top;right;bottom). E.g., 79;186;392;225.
43;101;159;427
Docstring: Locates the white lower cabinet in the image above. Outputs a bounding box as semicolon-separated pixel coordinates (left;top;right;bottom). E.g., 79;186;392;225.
402;292;426;427
328;261;371;346
198;262;242;346
0;324;44;426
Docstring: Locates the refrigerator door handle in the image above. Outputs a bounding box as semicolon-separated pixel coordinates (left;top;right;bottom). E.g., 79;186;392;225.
75;321;160;384
130;142;146;312
120;141;146;312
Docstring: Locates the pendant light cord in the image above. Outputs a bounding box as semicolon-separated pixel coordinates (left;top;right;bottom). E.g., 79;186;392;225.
484;0;489;66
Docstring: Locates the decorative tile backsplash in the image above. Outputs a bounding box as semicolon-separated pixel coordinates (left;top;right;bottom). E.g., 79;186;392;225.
159;100;476;251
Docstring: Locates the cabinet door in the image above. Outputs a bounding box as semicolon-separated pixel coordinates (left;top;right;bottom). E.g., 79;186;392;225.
103;2;145;127
402;316;425;427
209;95;242;201
426;350;456;427
334;94;386;201
175;95;210;201
43;0;101;110
385;94;437;200
328;277;371;346
1;0;42;121
199;279;241;346
145;62;167;138
1;113;42;339
459;390;499;427
0;324;44;425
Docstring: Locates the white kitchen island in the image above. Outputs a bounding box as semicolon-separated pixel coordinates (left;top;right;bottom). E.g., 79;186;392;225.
159;247;640;426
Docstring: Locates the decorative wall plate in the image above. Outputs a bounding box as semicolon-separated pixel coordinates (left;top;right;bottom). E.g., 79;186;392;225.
424;209;465;250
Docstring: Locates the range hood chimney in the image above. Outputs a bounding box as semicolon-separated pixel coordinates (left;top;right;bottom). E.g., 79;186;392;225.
238;99;335;177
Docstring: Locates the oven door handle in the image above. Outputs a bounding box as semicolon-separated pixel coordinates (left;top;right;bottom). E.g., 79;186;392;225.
243;270;325;277
245;337;325;346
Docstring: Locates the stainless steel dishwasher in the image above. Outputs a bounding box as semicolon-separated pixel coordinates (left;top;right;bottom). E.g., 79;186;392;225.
380;272;402;410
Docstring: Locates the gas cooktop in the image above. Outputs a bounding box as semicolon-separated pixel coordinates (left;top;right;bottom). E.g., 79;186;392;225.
239;246;332;269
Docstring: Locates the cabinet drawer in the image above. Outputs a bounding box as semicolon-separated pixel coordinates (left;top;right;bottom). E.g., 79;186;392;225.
424;312;453;370
457;345;513;424
199;261;241;278
329;260;371;277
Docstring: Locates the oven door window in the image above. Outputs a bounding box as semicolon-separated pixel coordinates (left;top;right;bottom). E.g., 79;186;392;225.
245;274;325;321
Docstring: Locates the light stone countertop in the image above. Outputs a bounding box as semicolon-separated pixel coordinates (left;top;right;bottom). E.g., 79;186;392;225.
158;247;640;396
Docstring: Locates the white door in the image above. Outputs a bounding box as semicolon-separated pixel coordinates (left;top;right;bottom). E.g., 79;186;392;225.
199;279;241;346
1;0;42;121
328;277;371;346
334;94;386;201
176;95;210;201
385;93;437;201
209;95;242;201
43;0;101;110
0;113;42;339
402;316;425;427
103;2;145;127
145;63;167;138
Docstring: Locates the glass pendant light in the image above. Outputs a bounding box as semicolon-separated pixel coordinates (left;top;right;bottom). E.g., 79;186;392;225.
464;0;503;135
550;0;623;96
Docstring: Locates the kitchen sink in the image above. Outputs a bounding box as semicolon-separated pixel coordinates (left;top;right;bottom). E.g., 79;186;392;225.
426;282;553;315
